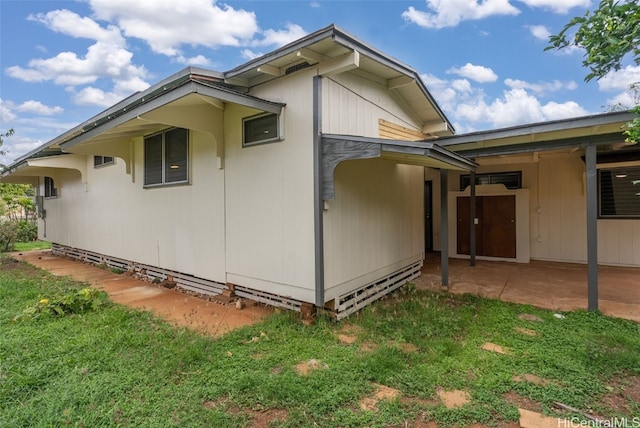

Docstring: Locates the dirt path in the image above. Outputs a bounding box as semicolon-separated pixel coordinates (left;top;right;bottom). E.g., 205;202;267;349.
13;250;273;337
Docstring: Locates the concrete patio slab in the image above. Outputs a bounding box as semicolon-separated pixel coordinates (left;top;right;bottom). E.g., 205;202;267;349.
418;254;640;322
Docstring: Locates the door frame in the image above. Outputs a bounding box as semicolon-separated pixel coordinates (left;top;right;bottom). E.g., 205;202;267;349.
447;185;531;263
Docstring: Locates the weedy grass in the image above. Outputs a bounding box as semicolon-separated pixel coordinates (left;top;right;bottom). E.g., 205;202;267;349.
1;255;638;427
12;241;52;252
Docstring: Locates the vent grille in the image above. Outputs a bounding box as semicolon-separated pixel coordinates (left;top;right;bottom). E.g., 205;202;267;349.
285;62;310;75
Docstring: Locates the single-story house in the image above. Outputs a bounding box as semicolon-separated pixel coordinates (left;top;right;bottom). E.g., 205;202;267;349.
2;24;638;319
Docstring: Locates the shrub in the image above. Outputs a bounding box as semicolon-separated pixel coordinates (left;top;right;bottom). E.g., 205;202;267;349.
15;220;37;242
0;220;17;252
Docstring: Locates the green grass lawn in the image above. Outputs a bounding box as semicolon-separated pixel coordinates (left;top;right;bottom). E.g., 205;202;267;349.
12;240;52;252
1;255;639;428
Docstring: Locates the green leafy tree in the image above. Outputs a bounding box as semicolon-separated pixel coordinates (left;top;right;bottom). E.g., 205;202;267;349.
546;0;640;143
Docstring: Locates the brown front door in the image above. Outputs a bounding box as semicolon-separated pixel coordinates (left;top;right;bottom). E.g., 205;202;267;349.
457;195;516;258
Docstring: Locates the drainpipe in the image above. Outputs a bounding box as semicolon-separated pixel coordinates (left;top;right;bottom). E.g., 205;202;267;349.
313;75;325;307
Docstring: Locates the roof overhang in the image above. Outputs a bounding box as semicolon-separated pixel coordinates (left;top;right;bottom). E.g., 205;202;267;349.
321;133;477;200
1;154;86;184
439;111;637;158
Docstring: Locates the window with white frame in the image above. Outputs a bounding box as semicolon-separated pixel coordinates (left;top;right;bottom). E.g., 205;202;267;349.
44;176;57;198
243;113;279;147
94;155;114;168
144;128;189;187
599;166;640;218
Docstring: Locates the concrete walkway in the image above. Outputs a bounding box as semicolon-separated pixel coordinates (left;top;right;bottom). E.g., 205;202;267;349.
13;250;272;337
418;254;640;322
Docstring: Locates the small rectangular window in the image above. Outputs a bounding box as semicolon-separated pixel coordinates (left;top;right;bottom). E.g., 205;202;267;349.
460;171;522;190
144;128;189;187
44;176;57;198
243;113;279;147
599;166;640;218
93;156;114;168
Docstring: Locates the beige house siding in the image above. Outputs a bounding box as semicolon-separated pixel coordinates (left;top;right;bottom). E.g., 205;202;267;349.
39;129;227;282
224;69;316;301
431;152;640;267
321;72;427;300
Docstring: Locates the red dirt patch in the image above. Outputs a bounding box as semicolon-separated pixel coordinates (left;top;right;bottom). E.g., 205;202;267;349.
481;342;512;355
512;374;551;386
359;383;401;411
294;359;328;376
518;313;543;322
247;409;288;428
337;334;357;345
598;374;640;415
389;341;419;353
514;327;538;336
360;341;379;353
504;391;542;413
436;389;470;409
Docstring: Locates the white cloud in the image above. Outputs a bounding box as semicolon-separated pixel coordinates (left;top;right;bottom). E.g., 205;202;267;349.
402;0;520;29
88;0;259;56
504;78;577;95
174;55;212;67
310;2;321;7
447;63;498;83
5;8;150;109
72;87;124;108
0;99;17;123
528;24;551;40
241;49;262;60
598;65;640;92
455;88;589;127
15;101;64;115
516;0;589;14
29;9;124;45
252;23;308;47
421;73;590;130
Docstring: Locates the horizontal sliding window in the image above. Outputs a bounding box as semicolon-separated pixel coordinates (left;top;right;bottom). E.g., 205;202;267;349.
599;166;640;218
460;171;522;191
93;155;114;168
144;128;189;187
243;113;279;147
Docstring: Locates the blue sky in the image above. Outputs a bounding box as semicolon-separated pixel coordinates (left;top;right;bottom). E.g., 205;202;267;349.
1;0;639;164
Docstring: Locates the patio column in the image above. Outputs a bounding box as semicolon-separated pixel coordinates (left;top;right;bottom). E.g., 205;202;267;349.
585;144;598;311
440;168;449;287
470;171;476;266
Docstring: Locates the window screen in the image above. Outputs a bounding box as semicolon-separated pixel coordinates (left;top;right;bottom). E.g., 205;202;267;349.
599;166;640;218
243;113;279;146
460;171;522;190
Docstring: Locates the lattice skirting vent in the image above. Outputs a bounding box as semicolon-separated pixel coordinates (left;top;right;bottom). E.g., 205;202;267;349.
51;243;226;297
332;261;422;320
50;243;420;319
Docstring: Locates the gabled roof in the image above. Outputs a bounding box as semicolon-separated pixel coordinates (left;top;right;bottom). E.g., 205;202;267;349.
225;24;454;135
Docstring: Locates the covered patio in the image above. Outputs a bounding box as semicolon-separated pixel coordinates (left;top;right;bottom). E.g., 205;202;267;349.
418;253;640;322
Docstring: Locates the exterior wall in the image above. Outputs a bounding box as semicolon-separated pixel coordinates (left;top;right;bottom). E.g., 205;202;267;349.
40;128;227;283
321;73;426;300
430;154;640;267
224;68;317;302
323;158;424;300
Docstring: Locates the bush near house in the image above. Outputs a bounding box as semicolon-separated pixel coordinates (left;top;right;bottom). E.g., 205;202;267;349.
0;220;38;252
